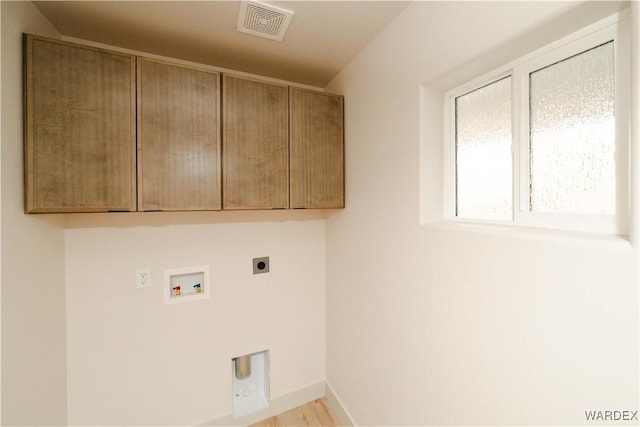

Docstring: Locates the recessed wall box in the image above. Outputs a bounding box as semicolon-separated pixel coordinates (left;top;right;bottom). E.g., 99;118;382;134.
163;265;210;305
232;350;270;418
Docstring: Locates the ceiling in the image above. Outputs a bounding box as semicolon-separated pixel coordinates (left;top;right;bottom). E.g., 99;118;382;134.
33;1;410;87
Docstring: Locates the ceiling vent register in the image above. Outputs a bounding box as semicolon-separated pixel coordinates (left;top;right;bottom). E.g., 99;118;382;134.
237;1;294;42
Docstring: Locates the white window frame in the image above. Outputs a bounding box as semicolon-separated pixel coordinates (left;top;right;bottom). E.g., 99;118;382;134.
444;11;630;235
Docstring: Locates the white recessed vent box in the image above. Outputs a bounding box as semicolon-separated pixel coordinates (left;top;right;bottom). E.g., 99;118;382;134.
232;350;270;418
237;0;294;41
163;265;210;305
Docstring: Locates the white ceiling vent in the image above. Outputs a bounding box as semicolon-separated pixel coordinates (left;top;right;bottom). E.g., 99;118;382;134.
237;1;294;42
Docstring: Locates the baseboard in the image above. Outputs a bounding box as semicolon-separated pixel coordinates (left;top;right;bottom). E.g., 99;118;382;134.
194;380;325;426
325;381;356;427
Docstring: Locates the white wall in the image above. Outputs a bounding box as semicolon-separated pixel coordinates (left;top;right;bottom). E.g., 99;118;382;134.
64;211;328;425
0;2;67;425
1;3;4;421
325;2;639;426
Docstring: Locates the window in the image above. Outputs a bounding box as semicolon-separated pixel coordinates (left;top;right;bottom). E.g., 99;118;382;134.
445;14;629;235
455;76;512;221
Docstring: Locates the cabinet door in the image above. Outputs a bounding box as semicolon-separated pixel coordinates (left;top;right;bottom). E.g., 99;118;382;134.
137;58;221;211
222;75;289;209
24;35;136;213
290;88;344;208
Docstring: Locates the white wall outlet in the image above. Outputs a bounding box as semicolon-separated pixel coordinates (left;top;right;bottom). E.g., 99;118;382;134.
136;268;151;288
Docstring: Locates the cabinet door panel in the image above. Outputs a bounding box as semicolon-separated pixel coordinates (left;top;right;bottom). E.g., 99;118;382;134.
222;75;288;209
25;35;136;213
138;58;221;211
290;88;344;208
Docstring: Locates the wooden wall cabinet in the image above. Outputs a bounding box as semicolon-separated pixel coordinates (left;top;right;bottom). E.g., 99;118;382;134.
137;58;221;211
24;34;136;213
222;75;289;210
290;88;344;209
24;36;344;214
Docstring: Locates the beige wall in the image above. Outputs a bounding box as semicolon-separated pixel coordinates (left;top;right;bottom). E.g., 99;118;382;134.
325;2;639;425
64;212;328;425
1;2;67;425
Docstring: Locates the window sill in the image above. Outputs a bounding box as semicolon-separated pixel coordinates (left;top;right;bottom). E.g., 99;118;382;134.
423;219;632;249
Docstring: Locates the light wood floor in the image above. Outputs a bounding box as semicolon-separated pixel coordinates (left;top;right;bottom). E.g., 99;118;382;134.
250;398;339;427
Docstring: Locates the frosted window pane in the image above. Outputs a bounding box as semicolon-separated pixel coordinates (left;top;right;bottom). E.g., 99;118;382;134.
529;41;615;214
456;77;512;220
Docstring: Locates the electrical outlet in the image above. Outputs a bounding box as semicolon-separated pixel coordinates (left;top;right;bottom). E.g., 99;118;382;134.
252;257;269;274
136;268;151;288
